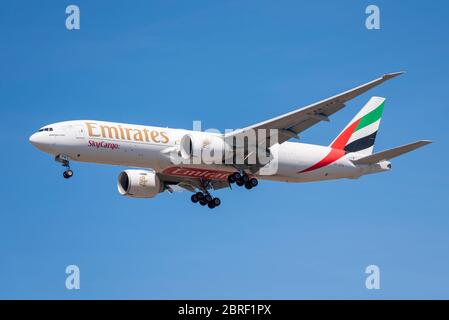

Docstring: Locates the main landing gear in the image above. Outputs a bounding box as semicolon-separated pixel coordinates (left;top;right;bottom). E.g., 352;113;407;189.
191;192;221;209
227;172;258;190
189;172;257;209
56;154;74;179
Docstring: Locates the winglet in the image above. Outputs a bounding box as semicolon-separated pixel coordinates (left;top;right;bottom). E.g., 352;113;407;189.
382;71;405;80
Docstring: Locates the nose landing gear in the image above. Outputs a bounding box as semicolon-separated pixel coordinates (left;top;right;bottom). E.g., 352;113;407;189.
55;154;74;179
63;169;74;179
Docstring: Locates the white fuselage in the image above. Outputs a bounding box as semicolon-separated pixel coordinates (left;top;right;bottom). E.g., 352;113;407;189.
29;120;390;183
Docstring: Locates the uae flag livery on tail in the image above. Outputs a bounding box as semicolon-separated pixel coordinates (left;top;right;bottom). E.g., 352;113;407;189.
330;96;385;155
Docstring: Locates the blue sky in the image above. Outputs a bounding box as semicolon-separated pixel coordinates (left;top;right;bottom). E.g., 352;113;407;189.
0;0;448;299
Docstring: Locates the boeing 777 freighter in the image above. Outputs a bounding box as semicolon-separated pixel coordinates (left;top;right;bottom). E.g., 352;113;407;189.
29;72;431;208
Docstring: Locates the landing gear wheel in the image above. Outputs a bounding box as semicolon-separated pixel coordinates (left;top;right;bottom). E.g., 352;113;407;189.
213;198;221;207
228;174;236;184
199;199;207;206
207;202;216;209
241;174;249;183
63;170;73;179
196;192;204;200
191;194;199;203
236;179;244;187
244;182;253;190
249;178;258;187
205;194;213;202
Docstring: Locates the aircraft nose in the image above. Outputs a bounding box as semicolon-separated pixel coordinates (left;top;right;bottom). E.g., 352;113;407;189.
29;133;40;147
29;132;54;152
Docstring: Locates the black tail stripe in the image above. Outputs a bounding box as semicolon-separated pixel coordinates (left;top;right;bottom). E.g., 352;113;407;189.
344;131;378;153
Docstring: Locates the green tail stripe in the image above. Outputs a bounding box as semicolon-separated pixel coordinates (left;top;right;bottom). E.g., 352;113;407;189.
355;102;385;132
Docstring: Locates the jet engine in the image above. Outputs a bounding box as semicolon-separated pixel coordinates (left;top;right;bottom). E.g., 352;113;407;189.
117;169;163;198
179;134;232;163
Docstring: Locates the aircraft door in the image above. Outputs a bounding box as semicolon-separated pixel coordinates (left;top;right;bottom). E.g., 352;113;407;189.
72;125;85;140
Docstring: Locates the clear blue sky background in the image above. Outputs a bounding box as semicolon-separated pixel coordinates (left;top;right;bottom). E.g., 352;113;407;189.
0;0;448;299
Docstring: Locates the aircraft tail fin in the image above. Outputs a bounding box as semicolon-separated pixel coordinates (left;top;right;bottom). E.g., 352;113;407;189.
352;140;432;165
330;96;385;155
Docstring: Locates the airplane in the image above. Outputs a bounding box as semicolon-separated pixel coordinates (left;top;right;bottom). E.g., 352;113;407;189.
29;72;431;209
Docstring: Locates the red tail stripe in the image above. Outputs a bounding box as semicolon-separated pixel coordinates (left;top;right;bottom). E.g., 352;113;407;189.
299;148;346;173
331;119;361;150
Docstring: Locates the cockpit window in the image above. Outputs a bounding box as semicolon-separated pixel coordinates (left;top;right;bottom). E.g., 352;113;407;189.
38;128;53;132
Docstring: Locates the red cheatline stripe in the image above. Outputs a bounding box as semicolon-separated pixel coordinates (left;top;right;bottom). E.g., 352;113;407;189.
299;148;346;173
331;118;361;150
299;117;362;174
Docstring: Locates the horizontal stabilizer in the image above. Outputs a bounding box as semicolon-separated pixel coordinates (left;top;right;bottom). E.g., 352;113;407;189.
352;140;432;165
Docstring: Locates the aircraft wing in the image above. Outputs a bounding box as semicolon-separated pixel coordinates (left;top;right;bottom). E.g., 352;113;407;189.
225;72;404;146
158;172;230;193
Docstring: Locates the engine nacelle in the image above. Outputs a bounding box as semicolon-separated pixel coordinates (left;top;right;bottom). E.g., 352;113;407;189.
179;134;232;163
117;170;163;198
